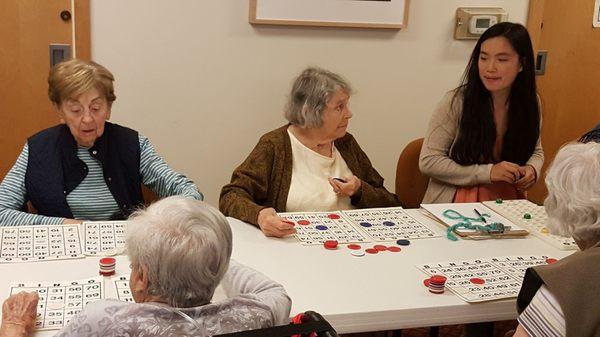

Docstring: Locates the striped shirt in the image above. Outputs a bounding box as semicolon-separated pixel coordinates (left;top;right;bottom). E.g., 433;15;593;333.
518;284;566;337
0;134;202;225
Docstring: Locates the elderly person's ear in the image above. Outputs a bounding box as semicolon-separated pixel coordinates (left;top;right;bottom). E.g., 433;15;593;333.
130;264;150;302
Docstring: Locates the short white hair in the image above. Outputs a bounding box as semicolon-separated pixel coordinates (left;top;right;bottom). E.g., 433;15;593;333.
126;196;232;307
544;142;600;249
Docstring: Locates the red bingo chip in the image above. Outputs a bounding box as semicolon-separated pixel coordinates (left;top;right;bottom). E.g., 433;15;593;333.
423;279;431;287
323;240;338;250
545;258;557;264
387;246;401;252
347;244;362;250
430;275;447;284
470;277;485;285
365;248;379;254
327;214;340;220
297;220;310;226
373;245;388;251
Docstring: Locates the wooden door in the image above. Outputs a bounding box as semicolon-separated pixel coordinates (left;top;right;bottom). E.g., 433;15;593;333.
0;0;90;178
527;0;600;204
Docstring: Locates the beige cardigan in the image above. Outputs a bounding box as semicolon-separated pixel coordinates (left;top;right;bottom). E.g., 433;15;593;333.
419;91;544;203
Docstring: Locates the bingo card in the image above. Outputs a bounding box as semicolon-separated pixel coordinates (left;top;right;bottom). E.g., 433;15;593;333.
341;207;440;241
111;275;134;302
279;211;368;245
83;221;127;256
9;277;104;330
483;200;578;250
417;255;555;302
0;225;83;263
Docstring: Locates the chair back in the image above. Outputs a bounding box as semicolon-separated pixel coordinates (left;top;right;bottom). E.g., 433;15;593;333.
395;138;428;208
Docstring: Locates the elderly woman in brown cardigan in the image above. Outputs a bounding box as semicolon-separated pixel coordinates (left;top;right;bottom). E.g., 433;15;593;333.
220;67;399;237
513;142;600;337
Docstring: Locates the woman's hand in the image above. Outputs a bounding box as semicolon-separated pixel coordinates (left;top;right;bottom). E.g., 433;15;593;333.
516;165;537;191
328;176;362;197
490;161;522;184
257;208;296;238
0;291;39;337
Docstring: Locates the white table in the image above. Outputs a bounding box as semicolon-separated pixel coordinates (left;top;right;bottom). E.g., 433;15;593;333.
227;210;572;334
0;210;573;335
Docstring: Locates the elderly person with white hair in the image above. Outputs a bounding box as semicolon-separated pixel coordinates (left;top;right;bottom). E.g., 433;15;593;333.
220;67;399;237
512;142;600;337
0;196;291;337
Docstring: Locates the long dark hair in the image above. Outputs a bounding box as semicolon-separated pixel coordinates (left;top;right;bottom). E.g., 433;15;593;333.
450;22;540;165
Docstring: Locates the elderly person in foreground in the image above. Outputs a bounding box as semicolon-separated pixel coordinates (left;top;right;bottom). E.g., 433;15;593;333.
219;67;399;237
0;196;292;337
0;59;202;226
512;142;600;337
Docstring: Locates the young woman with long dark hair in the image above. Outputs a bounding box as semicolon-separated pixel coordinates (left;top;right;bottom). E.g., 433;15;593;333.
420;22;543;203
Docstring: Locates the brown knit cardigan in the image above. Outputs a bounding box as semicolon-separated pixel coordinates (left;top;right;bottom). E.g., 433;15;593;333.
219;125;400;226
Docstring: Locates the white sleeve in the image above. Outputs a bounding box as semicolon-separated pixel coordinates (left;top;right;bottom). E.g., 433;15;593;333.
221;260;292;325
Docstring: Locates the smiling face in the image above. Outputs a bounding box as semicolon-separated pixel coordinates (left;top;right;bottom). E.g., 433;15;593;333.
314;90;352;141
58;87;111;147
478;36;522;97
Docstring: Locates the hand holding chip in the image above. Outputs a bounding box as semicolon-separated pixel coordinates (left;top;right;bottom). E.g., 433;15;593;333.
257;207;296;238
328;175;361;197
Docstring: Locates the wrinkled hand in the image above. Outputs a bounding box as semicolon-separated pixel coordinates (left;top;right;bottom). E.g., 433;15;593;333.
257;208;296;238
62;218;83;225
516;165;536;191
1;291;39;337
328;176;362;197
490;161;521;184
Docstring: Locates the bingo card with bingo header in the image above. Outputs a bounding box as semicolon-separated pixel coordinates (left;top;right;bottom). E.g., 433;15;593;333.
9;277;104;330
417;255;556;303
83;221;127;256
279;211;369;245
341;207;440;241
482;200;578;250
0;225;83;263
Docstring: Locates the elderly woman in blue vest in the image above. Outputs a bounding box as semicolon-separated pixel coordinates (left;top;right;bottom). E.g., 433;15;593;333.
0;59;202;225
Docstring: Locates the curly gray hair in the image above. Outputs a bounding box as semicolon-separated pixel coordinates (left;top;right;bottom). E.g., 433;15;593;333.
544;142;600;250
126;196;232;307
284;67;353;128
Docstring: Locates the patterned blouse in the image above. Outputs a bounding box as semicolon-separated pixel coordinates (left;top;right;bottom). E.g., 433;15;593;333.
54;260;292;337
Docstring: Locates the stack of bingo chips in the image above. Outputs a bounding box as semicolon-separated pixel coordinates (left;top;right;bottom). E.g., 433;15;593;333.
99;257;116;276
427;275;447;294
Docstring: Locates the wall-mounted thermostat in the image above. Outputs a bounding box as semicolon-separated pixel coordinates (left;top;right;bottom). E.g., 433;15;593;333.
455;8;508;40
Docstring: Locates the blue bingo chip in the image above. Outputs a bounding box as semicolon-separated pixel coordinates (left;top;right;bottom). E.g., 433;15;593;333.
396;239;411;246
383;221;396;226
315;225;328;230
359;222;372;227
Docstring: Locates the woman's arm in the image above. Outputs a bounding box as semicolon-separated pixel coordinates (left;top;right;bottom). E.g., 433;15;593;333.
419;92;493;186
138;134;203;201
219;136;276;225
0;144;65;226
221;260;291;326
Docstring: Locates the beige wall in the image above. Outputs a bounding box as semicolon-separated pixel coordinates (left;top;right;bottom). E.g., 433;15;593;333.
90;0;529;206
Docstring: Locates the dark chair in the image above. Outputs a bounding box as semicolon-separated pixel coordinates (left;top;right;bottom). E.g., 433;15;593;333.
215;311;338;337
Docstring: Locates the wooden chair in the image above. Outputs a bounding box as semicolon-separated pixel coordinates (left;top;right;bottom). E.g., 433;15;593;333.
395;138;429;208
